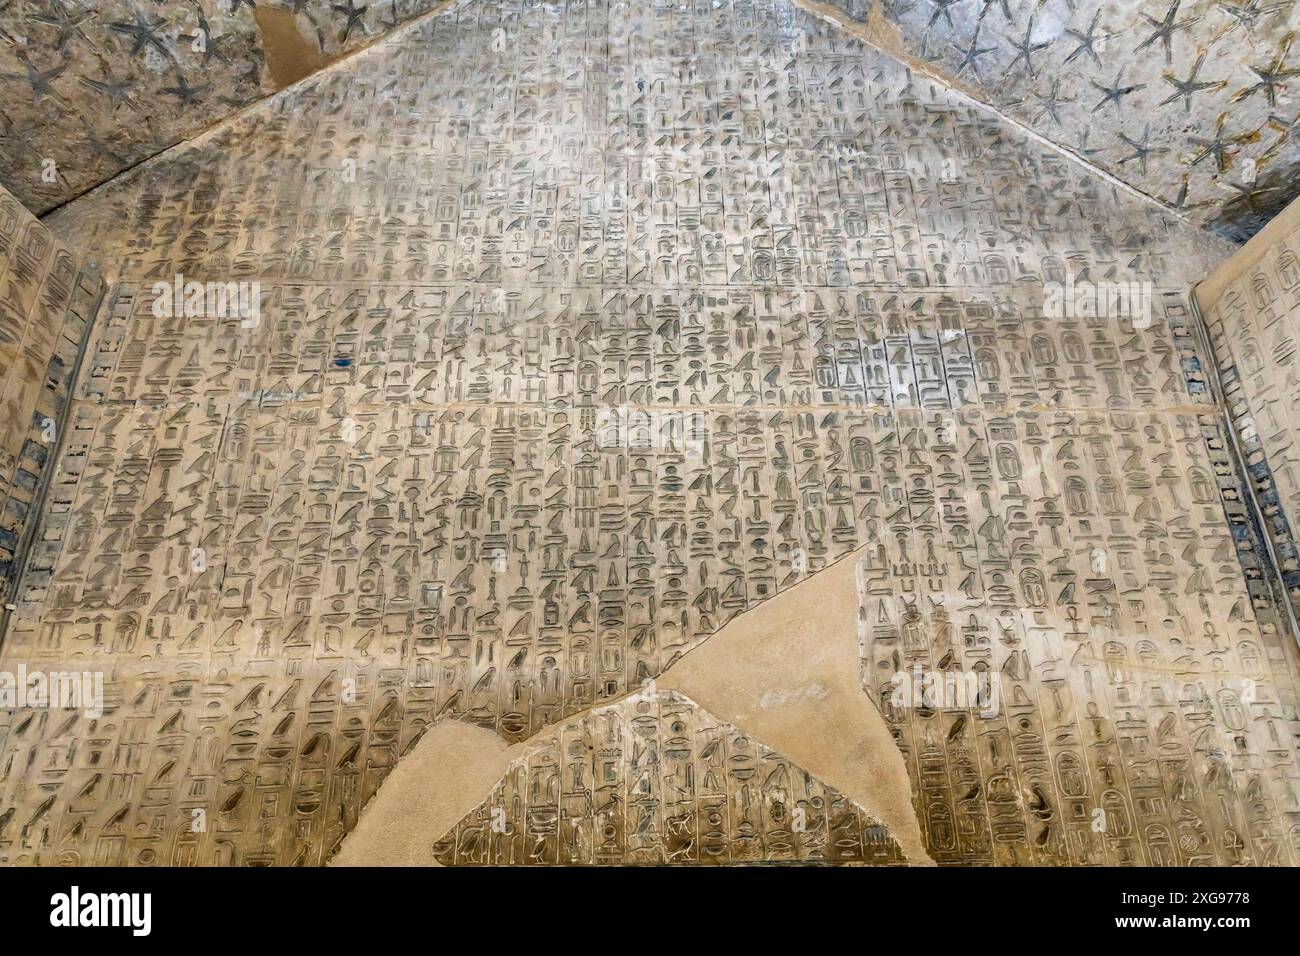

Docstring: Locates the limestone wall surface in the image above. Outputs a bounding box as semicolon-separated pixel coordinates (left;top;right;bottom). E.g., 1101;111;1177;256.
1199;199;1300;627
3;0;1298;868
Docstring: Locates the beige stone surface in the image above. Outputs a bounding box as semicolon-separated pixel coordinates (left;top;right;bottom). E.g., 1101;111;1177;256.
0;183;101;607
432;690;908;866
804;0;1300;242
0;0;455;214
1198;194;1300;624
1197;197;1300;313
331;718;518;867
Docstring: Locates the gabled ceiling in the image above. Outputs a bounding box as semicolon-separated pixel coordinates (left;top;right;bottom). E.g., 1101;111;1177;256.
3;0;1298;242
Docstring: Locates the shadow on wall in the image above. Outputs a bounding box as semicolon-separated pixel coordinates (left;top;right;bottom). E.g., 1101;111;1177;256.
1210;147;1300;241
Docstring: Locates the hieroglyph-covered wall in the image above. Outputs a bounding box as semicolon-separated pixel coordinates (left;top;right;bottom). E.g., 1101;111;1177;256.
1199;199;1300;628
2;0;1297;868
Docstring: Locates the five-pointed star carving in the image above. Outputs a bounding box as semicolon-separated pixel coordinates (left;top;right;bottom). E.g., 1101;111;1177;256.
1118;124;1169;175
178;7;236;66
1216;0;1292;38
77;71;140;112
1064;11;1108;69
160;74;212;107
26;0;96;51
1091;66;1147;114
1004;13;1052;78
1159;52;1227;113
1136;0;1202;65
1032;78;1076;128
1187;114;1259;172
1;54;68;107
951;26;997;80
333;1;370;44
1231;34;1300;106
108;9;172;59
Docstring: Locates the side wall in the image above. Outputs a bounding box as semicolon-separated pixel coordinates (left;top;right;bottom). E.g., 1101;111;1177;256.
0;185;103;605
1198;198;1300;621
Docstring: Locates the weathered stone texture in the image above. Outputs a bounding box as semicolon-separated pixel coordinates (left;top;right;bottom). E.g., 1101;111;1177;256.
430;691;908;865
1200;199;1300;624
0;0;449;213
1;0;1296;868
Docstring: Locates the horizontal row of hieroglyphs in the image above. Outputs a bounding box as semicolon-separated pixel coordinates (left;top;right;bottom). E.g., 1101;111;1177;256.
0;386;1283;865
79;284;1203;414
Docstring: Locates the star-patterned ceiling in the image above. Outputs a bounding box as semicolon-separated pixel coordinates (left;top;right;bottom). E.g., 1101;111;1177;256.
0;1;448;214
821;0;1300;241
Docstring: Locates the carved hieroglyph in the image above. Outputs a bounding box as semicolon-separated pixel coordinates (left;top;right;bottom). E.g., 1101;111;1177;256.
4;0;1296;868
857;403;1300;865
0;184;103;606
332;547;929;866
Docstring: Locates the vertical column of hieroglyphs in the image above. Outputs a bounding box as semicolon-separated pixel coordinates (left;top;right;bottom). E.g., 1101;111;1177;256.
0;184;102;607
430;691;908;865
1201;207;1300;620
861;282;1300;866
